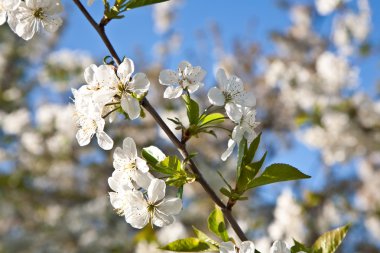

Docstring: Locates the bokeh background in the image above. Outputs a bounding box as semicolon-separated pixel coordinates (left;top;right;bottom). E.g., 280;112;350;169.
1;0;380;252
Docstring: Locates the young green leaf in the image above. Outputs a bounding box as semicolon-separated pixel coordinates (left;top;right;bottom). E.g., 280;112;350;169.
192;226;219;247
183;95;200;125
290;239;311;253
244;132;262;164
199;113;225;126
124;0;169;10
236;138;247;179
160;237;217;252
236;152;267;193
207;206;229;242
311;224;351;253
247;163;311;189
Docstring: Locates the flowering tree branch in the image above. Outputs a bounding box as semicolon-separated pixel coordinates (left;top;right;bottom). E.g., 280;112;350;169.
72;0;248;242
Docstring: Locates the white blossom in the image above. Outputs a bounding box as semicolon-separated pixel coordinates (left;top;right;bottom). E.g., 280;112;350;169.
269;241;290;253
159;61;206;99
315;0;340;16
208;69;255;122
112;137;152;189
124;178;182;229
0;0;20;25
9;0;63;40
221;106;259;161
219;241;255;253
72;88;114;150
87;58;150;120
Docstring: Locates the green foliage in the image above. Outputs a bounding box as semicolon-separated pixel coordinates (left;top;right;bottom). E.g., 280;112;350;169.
220;134;311;204
207;206;229;242
290;225;351;253
141;149;196;187
246;163;311;189
160;238;218;252
192;227;219;248
311;224;351;253
103;0;169;21
168;96;226;142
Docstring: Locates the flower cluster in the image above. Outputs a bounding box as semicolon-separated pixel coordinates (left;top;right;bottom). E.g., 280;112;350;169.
108;137;182;228
72;58;150;150
219;240;293;253
0;0;63;40
208;69;258;161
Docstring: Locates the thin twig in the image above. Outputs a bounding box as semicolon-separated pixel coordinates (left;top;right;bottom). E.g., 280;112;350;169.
72;0;248;241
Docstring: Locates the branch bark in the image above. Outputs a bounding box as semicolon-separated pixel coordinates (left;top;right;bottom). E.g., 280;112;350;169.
72;0;248;242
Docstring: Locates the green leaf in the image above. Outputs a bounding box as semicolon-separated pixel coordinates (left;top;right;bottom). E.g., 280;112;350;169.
236;152;267;193
311;224;351;253
247;163;311;189
160;237;217;252
244;133;262;164
207;206;229;242
124;0;169;10
183;95;200;125
236;138;247;179
199;113;225;126
192;227;219;248
141;148;160;165
290;239;311;253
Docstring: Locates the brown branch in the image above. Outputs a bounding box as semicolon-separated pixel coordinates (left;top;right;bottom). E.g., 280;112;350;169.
72;0;248;242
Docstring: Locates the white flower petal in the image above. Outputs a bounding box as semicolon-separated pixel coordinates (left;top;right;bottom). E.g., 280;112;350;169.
76;128;93;146
84;64;98;86
163;86;183;99
0;12;6;25
122;137;137;160
157;198;182;215
270;241;290;253
143;146;166;162
187;83;200;93
243;92;256;107
178;61;191;73
187;66;206;83
136;157;149;173
95;64;118;88
148;178;166;203
96;131;113;150
225;103;242;123
219;241;236;253
133;170;153;189
221;139;236;161
240;241;255;253
159;70;178;86
131;73;150;94
125;208;150;229
152;209;174;227
208;87;225;106
126;95;141;120
117;58;134;84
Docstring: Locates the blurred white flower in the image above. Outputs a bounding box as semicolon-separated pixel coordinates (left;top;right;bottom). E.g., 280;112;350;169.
208;69;255;122
124;178;182;229
315;0;340;15
159;61;206;99
219;241;255;253
9;0;63;40
87;0;95;6
1;108;30;135
316;51;357;94
268;189;306;244
270;240;290;253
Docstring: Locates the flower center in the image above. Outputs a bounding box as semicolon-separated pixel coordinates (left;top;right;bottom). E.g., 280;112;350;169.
223;91;233;102
125;161;137;171
33;8;45;19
